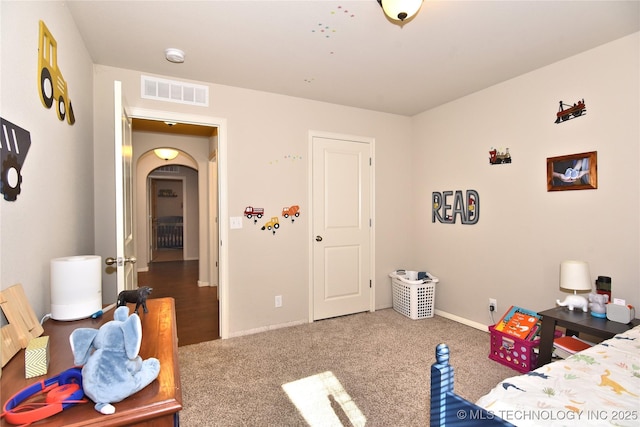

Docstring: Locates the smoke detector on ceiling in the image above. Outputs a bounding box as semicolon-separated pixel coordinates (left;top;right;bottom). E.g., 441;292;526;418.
165;48;185;64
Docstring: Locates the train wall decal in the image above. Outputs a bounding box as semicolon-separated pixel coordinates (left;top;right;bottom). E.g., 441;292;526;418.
489;147;511;165
554;99;585;124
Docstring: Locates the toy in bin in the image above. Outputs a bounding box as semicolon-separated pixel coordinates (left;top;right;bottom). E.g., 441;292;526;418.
389;270;439;320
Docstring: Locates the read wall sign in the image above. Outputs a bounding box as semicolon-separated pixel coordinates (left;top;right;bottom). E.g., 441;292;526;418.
432;190;479;225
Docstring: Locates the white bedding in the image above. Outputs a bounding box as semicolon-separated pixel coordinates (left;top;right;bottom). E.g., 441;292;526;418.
476;325;640;426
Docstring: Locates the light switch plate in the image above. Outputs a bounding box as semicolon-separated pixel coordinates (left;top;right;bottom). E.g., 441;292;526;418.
230;216;243;229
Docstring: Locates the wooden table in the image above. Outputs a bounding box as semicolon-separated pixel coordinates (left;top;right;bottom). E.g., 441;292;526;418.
536;306;640;368
1;298;182;426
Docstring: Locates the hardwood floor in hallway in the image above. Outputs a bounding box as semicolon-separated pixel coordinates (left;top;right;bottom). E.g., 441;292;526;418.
138;260;219;346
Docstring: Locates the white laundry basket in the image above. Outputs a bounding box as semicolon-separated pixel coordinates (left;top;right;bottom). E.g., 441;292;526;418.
389;270;439;319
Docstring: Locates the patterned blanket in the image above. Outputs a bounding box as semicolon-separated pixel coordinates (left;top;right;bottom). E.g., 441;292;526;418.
477;325;640;426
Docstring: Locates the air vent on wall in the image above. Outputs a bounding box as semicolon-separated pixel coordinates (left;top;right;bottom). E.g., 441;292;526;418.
156;165;180;173
141;75;209;107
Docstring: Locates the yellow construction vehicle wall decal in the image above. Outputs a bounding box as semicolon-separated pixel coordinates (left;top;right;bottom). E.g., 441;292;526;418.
38;21;75;125
261;217;280;235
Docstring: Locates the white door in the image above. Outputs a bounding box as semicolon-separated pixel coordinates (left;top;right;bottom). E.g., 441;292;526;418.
312;135;372;320
149;178;159;262
209;161;219;287
109;81;137;294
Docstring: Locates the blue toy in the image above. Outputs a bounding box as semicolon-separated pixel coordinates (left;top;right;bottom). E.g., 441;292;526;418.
69;306;160;414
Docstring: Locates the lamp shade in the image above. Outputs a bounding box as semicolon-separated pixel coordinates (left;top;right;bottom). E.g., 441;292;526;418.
154;148;179;161
559;260;592;292
380;0;423;22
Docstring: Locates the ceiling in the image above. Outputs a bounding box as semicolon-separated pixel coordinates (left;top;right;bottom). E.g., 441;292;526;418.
67;1;639;117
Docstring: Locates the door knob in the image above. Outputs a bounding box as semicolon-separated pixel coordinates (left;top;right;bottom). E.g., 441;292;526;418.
105;256;137;266
315;235;323;242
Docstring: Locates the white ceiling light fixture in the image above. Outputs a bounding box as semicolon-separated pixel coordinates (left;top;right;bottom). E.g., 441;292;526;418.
165;48;185;63
154;148;179;161
377;0;423;23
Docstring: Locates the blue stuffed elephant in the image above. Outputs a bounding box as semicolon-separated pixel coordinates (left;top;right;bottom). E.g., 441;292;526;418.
70;306;160;414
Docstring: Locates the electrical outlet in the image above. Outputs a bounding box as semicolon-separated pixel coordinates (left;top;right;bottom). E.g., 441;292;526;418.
489;298;497;313
275;295;282;308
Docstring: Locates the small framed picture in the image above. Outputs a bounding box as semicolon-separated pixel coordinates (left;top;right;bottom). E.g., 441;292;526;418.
547;151;597;191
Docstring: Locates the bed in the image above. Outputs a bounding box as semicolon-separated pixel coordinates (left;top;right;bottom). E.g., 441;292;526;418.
155;215;183;248
430;324;640;426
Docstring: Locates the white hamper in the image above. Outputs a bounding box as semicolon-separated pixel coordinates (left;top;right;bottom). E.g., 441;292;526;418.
389;270;439;319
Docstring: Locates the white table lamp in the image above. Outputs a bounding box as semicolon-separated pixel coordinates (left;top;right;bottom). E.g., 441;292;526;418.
556;260;592;311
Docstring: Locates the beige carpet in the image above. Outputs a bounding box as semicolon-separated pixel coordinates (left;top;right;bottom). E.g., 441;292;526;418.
178;309;516;426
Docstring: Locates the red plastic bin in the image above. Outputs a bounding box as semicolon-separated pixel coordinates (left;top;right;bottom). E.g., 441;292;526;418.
488;325;541;373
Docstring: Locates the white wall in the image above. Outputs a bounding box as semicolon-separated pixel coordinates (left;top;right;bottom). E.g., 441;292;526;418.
0;2;94;319
92;65;414;336
5;1;634;339
411;33;640;328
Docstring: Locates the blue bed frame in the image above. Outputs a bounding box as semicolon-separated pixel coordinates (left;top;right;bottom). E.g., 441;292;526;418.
430;343;515;427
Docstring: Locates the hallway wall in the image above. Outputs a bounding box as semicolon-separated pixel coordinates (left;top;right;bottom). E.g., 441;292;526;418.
0;2;95;319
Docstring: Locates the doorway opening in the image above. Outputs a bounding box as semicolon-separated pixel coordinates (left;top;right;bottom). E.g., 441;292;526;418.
132;117;221;344
149;173;190;263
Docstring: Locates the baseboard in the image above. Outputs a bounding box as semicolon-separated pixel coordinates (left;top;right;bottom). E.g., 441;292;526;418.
229;319;308;338
229;311;487;339
197;280;210;287
137;266;149;273
434;309;489;333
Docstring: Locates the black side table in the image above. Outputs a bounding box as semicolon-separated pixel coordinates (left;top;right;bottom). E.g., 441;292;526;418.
536;306;640;368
